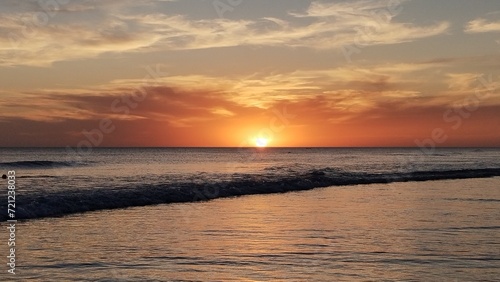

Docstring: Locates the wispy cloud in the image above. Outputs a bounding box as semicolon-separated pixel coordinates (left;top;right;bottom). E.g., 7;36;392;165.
465;18;500;33
102;61;439;109
2;81;499;147
5;59;495;127
0;0;449;66
1;56;499;146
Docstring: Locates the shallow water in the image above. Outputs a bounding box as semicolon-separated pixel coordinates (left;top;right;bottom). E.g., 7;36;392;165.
1;148;500;220
6;177;500;281
2;148;500;192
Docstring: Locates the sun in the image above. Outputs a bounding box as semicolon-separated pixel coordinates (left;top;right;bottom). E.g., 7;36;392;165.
255;137;268;147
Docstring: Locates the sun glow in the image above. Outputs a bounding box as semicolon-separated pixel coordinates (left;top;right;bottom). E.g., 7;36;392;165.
255;137;269;147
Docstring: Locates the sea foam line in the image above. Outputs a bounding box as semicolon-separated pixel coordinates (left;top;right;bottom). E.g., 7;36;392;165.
1;168;499;221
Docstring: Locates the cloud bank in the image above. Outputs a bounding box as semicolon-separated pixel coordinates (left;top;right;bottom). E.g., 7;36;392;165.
0;0;449;66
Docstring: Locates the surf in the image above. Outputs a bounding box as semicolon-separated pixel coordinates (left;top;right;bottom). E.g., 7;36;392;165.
2;167;499;221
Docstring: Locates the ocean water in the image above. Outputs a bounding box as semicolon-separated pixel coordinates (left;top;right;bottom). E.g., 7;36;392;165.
1;147;500;220
1;148;500;280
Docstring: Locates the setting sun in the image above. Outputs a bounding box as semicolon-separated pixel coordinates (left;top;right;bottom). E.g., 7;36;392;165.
255;137;269;147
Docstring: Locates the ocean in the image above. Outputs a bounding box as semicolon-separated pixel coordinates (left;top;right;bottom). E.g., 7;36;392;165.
1;148;500;280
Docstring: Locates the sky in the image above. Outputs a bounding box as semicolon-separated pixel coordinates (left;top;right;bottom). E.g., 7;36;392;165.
0;0;499;147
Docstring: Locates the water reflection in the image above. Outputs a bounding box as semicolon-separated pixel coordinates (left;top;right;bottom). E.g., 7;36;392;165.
10;177;500;281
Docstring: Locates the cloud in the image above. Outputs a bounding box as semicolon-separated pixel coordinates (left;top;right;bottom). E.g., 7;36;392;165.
442;72;500;100
1;60;499;146
465;18;500;33
0;84;260;125
0;101;500;149
446;73;478;91
99;61;441;110
5;59;493;127
0;0;449;66
0;13;164;66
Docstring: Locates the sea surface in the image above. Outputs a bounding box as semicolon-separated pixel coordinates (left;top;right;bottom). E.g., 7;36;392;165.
0;147;500;280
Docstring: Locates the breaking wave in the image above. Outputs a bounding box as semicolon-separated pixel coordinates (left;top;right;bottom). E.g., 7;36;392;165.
2;168;500;221
0;160;89;169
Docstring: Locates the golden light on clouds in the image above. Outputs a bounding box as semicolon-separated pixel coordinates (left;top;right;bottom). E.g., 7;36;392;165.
0;0;499;147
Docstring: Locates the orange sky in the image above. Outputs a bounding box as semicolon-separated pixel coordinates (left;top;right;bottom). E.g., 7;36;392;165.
0;0;499;147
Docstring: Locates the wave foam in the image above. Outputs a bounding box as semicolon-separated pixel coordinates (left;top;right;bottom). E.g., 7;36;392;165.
2;168;499;221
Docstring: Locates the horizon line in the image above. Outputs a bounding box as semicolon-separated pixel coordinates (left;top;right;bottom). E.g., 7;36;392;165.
1;146;499;149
